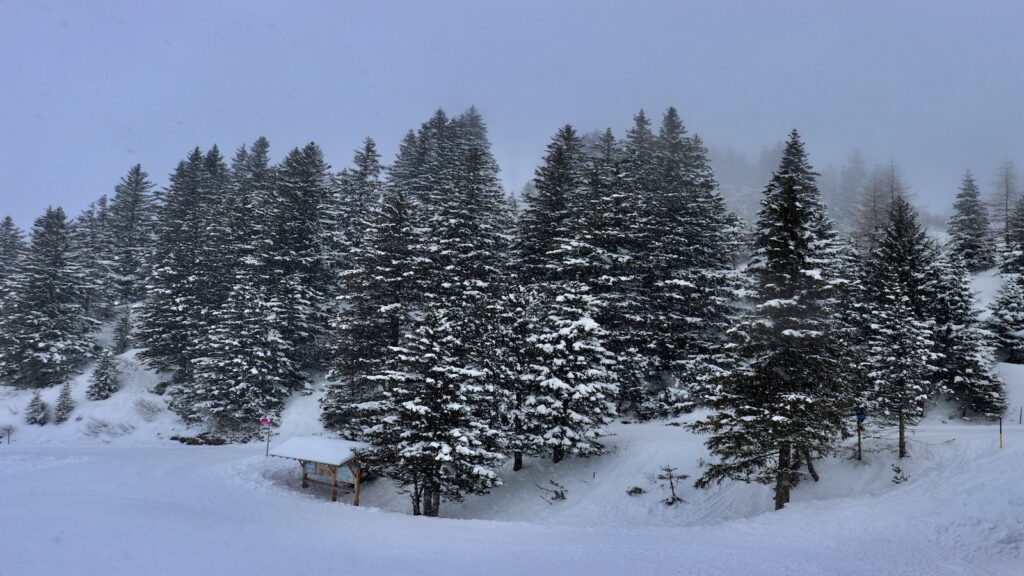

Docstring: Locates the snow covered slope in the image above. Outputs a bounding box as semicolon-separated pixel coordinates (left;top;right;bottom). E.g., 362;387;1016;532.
2;362;1022;575
1;271;1021;574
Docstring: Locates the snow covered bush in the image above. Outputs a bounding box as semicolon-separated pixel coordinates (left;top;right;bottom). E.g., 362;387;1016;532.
54;382;74;423
25;391;48;425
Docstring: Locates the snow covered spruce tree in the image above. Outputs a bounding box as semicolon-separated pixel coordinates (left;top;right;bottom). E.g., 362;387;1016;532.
1000;197;1024;275
929;248;1004;417
690;130;851;511
0;215;27;378
262;142;334;369
0;207;92;388
322;139;423;437
363;311;503;517
948;169;995;272
862;289;937;458
988;276;1024;363
572;128;651;413
71;195;118;322
479;281;540;471
517;124;583;284
108;164;155;302
646;108;739;412
137;149;215;381
180;138;310;429
25;390;48;425
525;281;619;463
864;196;939;320
54;381;74;423
0;215;26;284
87;349;120;401
324;137;383;275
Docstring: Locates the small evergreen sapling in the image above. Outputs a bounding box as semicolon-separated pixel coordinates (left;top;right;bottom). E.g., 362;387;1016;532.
54;382;74;423
87;350;121;401
657;465;688;505
25;391;48;425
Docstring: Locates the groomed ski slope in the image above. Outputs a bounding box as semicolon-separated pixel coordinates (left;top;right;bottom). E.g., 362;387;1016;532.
1;364;1022;576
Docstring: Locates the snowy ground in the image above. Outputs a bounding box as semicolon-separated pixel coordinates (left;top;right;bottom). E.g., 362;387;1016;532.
2;362;1023;575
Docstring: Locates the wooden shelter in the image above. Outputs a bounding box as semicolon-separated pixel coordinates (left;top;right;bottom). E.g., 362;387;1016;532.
269;436;370;505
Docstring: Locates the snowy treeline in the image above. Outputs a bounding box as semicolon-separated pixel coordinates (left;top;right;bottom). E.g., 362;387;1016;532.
0;107;1021;513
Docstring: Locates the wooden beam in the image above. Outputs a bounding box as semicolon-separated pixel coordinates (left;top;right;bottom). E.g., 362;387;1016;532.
330;465;339;502
300;460;308;489
353;458;362;507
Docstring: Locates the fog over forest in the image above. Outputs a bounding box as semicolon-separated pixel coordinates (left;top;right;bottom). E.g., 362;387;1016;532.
2;1;1022;228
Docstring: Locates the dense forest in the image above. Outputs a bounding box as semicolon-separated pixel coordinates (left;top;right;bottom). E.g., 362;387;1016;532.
1;107;1021;514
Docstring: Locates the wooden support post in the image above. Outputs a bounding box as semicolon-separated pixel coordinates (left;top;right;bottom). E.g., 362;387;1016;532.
352;459;362;507
300;460;308;488
999;417;1003;449
330;465;339;502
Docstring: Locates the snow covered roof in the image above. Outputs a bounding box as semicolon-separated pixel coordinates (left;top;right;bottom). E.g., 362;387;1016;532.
269;436;370;466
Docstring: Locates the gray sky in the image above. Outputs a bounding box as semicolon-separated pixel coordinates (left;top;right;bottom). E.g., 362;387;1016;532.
2;0;1022;227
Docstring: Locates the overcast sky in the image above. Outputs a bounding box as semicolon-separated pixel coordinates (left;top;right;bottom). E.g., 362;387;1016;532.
2;0;1022;227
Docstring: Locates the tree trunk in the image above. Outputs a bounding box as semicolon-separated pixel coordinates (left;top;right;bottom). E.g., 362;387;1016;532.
802;448;819;482
552;446;564;464
421;483;433;517
774;442;792;511
431;488;441;518
898;409;908;459
513;452;523;472
411;480;421;516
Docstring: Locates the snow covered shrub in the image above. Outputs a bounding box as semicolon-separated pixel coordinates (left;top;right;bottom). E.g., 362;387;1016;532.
87;350;120;400
54;382;74;423
133;398;162;422
25;391;48;425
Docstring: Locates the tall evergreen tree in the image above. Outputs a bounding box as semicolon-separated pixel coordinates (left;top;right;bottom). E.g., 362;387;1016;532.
363;311;504;517
71;196;117;321
326;137;384;274
0;215;26;283
1000;197;1024;274
525;281;619;463
864;196;938;320
109;164;155;302
517;125;584;284
862;289;936;458
0;207;92;388
264;142;333;369
948;169;995;272
0;216;27;380
990;160;1020;246
647;109;740;409
323;164;423;436
988;275;1024;363
137;149;210;379
180;138;307;429
691;131;850;511
571;128;650;412
929;248;1005;417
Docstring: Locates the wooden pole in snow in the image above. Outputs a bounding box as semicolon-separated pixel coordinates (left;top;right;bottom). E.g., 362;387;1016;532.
999;417;1003;449
330;466;338;502
353;460;362;507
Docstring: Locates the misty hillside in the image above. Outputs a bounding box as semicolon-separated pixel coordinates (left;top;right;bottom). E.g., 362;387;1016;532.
3;2;1024;575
